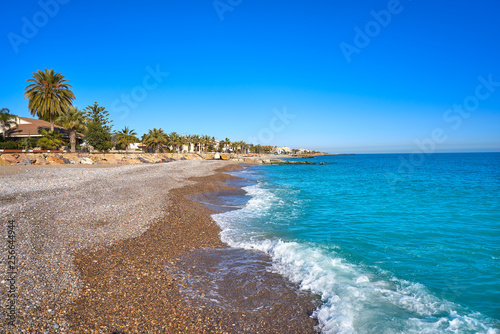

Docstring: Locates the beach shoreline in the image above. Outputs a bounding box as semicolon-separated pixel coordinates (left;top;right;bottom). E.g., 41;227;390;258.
0;161;318;333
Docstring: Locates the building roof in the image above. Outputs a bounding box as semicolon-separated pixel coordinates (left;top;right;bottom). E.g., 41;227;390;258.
5;117;84;138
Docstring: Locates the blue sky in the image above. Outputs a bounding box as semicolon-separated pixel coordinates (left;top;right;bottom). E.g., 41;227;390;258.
2;0;499;153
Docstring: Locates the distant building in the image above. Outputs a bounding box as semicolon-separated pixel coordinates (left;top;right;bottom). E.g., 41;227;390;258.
274;146;291;154
127;142;141;150
298;148;311;154
1;116;84;141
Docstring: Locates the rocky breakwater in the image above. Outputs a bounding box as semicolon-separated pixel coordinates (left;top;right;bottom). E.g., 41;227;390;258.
0;152;322;166
0;153;207;166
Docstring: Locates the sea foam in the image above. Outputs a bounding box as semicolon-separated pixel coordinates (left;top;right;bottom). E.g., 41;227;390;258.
212;170;499;334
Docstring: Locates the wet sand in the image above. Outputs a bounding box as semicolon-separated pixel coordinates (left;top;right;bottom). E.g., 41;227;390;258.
67;164;319;333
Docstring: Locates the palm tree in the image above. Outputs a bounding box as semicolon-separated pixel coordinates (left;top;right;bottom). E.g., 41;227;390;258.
224;138;231;152
191;134;201;153
168;132;182;152
24;69;75;132
143;128;168;153
239;141;248;154
231;141;239;153
218;139;225;153
198;135;207;153
0;108;16;139
185;134;194;153
37;129;63;149
115;126;138;152
179;135;188;153
56;106;87;152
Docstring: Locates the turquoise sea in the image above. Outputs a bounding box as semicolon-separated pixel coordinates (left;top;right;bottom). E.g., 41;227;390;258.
212;153;500;333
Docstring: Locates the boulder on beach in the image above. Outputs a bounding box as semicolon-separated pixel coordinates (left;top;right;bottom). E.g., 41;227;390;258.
46;156;66;165
79;157;94;165
220;153;230;160
1;154;17;164
16;154;32;165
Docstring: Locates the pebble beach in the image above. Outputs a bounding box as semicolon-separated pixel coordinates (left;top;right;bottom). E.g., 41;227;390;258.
0;161;318;333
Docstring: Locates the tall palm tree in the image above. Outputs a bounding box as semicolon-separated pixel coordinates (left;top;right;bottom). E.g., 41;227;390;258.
56;106;87;152
185;134;194;153
191;134;200;153
224;138;231;152
143;128;168;153
0;108;16;139
115;126;138;152
168;132;182;152
179;135;188;153
218;139;225;153
24;69;75;132
198;135;207;153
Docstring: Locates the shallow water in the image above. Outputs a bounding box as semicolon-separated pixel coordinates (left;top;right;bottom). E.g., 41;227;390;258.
212;153;500;333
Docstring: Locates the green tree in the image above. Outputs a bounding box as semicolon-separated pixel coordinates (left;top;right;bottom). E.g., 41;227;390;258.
144;128;168;153
56;107;87;153
116;126;138;152
168;132;182;152
0;108;16;139
85;122;113;151
185;134;194;153
199;135;207;153
24;69;75;132
83;102;113;132
37;129;64;149
224;138;231;152
179;135;188;153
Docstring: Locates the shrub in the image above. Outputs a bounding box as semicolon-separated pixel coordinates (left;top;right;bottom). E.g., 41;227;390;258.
0;141;18;149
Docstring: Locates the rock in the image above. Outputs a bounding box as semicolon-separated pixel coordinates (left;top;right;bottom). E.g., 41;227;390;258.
244;158;254;163
62;154;80;164
213;153;221;160
0;157;13;166
201;153;215;160
46;156;66;165
34;156;47;165
103;154;119;163
1;154;17;163
79;157;94;165
171;153;184;160
220;153;230;160
17;155;33;165
24;154;38;163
